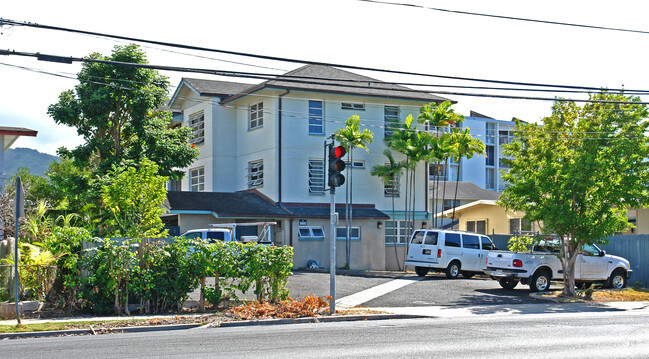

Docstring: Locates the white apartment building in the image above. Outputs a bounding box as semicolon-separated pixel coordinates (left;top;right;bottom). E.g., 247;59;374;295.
164;65;451;270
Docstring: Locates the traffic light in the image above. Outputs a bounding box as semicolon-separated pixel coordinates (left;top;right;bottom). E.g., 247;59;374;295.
328;144;346;187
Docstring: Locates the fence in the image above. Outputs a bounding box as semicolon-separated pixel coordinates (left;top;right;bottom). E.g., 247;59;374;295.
599;235;649;288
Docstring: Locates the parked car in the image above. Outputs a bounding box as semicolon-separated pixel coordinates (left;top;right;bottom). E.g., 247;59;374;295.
484;237;633;292
180;222;276;245
405;229;498;278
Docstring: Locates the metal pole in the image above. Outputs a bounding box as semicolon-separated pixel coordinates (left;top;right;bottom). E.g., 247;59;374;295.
329;185;336;315
14;177;22;324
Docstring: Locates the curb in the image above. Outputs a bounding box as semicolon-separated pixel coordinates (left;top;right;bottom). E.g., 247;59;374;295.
0;323;202;340
0;314;423;339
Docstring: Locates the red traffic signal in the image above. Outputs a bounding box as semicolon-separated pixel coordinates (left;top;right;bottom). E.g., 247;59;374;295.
328;145;346;187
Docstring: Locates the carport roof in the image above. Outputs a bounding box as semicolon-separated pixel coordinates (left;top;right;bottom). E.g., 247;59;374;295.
166;190;291;218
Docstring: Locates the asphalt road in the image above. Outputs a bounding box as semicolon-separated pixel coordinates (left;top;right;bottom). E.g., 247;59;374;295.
287;270;543;308
5;310;649;358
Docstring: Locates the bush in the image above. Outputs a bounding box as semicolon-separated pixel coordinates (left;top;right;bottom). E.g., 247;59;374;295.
507;235;534;252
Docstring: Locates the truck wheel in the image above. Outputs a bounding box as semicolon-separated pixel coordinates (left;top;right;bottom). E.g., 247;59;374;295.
499;278;518;290
607;269;627;289
415;266;429;277
530;270;551;292
445;261;461;279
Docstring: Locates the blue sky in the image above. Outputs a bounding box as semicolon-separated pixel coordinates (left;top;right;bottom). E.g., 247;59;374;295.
2;0;648;155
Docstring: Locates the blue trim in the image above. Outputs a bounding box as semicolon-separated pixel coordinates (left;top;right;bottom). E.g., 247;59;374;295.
336;237;361;241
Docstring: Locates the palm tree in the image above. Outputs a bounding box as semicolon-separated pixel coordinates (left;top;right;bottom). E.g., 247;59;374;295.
449;128;485;223
370;150;405;270
334;115;374;269
418;101;465;228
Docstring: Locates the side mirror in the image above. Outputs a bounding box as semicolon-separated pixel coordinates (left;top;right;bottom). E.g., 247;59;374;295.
598;250;606;257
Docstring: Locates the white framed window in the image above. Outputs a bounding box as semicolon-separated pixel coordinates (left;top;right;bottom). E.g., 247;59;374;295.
341;102;365;111
466;220;487;235
188;111;204;145
486;122;496;144
384;106;399;138
337;227;361;240
189;167;204;192
249;102;263;130
247;159;263;188
298;226;325;240
384;170;400;197
385;221;412;244
308;159;325;194
308;100;324;135
509;218;532;234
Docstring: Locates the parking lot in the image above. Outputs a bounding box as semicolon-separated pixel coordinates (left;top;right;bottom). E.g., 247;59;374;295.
287;270;545;308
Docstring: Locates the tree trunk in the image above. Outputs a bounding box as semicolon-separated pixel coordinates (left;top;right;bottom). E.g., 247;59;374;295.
452;161;461;225
440;158;449;228
391;191;401;271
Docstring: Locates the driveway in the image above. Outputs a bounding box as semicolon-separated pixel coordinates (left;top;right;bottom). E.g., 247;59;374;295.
287;271;544;308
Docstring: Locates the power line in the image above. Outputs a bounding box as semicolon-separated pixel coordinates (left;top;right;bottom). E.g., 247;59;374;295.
5;49;649;106
2;18;646;93
356;0;649;36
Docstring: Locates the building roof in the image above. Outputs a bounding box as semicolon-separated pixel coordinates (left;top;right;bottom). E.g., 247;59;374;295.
0;126;38;151
218;64;452;104
182;78;254;98
430;181;501;201
166;190;291;218
436;200;498;218
165;191;389;220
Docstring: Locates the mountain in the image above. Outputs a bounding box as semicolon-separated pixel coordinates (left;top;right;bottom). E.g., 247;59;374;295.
3;147;58;177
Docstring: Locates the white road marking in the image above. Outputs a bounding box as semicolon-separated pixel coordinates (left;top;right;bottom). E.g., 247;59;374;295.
336;277;423;308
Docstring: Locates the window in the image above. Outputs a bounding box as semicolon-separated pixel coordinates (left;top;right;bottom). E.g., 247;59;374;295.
384;171;400;197
486;145;495;166
308;100;324;135
445;233;461;247
443;199;460;211
341;102;365;111
509;218;532;234
486;123;496;144
411;231;425;244
249;102;263;130
384;106;399;138
308;159;325;194
499;130;511;145
298;226;325;240
466;220;487;235
206;232;226;241
168;179;181;191
485;168;495;189
189;167;204;192
336;227;361;240
481;236;496;250
385;221;412;244
462;234;480;249
425;232;438;245
247;159;263;188
429;163;447;180
499;157;511;169
188;111;204;145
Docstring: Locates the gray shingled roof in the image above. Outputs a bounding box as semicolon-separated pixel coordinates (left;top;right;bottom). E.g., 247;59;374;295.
166;191;291;218
430;181;501;201
182;78;253;98
221;65;451;104
284;205;389;220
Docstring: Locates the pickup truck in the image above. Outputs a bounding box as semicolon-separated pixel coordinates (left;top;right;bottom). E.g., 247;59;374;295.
484;238;633;292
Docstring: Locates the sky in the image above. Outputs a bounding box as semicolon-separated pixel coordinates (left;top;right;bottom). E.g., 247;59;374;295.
2;0;649;155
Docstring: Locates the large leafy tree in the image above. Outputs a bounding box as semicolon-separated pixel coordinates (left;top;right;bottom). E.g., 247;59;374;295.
47;44;198;179
500;91;649;296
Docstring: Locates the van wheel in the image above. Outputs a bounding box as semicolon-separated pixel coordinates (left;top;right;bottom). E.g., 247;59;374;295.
445;261;461;279
499;278;518;290
415;267;429;277
530;270;551;292
607;269;627;289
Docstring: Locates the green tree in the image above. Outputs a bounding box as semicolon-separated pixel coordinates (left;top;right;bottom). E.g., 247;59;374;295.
371;150;405;270
499;91;649;296
334;115;374;269
47;44;198;179
100;158;168;238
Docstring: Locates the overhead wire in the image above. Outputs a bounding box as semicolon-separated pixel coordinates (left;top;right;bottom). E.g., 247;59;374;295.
2;18;648;93
356;0;649;36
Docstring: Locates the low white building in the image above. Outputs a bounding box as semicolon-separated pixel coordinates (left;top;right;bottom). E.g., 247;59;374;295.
164;65;452;270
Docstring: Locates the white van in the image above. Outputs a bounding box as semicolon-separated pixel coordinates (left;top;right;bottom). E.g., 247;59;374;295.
404;229;497;278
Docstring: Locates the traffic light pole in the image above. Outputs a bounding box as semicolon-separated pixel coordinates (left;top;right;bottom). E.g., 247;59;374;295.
329;185;336;315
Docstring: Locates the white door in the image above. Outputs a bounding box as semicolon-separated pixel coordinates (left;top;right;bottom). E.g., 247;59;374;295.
461;234;482;271
577;245;609;280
